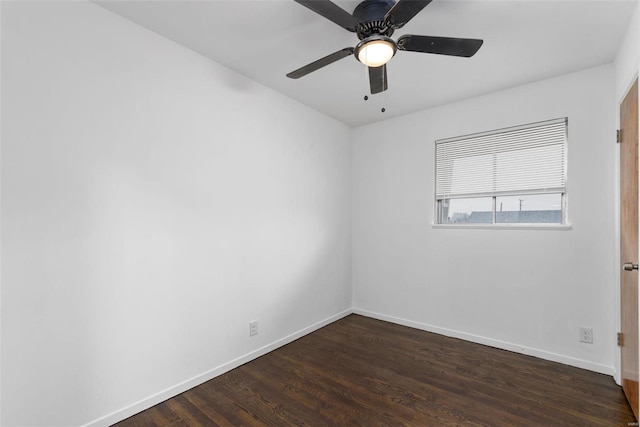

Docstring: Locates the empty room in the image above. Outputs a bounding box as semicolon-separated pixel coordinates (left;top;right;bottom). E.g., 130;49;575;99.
2;0;640;425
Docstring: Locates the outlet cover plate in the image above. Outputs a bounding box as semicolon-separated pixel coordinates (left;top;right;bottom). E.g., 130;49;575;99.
579;327;593;344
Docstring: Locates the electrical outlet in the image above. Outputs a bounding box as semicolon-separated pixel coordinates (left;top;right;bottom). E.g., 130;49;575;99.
579;327;593;344
249;320;258;337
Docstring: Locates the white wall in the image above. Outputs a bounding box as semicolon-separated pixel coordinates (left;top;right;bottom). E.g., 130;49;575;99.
1;2;352;426
352;64;617;374
615;1;639;101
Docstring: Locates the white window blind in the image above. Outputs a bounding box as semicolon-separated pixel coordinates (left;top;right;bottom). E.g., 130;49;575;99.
435;118;567;199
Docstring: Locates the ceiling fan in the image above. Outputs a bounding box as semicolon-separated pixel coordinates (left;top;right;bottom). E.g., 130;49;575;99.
287;0;483;94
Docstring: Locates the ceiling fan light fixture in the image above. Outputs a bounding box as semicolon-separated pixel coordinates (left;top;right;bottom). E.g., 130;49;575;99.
355;36;397;67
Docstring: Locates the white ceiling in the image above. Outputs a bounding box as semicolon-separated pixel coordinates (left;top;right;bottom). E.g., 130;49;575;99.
95;0;637;127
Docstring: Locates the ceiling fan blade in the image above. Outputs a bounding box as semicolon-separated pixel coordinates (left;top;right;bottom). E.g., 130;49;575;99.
294;0;358;32
385;0;432;29
397;35;483;57
369;65;388;94
287;48;355;79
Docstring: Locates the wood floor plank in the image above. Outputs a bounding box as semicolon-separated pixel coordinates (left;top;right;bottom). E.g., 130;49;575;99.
181;391;236;427
241;359;353;425
114;315;635;426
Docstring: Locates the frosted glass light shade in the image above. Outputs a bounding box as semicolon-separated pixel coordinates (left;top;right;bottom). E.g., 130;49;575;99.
356;37;396;67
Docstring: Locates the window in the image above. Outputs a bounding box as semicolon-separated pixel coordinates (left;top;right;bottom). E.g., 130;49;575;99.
435;118;567;225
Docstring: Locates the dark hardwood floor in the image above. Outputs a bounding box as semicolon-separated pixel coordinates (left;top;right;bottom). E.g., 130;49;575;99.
114;315;635;426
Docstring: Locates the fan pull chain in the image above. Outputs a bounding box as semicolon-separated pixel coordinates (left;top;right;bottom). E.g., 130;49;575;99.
361;63;386;113
381;67;387;113
363;62;370;101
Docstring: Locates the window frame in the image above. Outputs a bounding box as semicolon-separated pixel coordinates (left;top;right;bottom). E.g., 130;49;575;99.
433;118;569;229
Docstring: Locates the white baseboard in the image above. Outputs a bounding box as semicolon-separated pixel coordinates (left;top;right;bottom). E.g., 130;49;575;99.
353;308;615;376
82;308;353;427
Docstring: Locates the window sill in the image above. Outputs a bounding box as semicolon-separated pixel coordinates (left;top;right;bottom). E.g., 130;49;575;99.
431;223;573;231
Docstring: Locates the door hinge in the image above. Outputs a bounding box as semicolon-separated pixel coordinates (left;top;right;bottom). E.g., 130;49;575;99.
617;129;622;143
617;332;624;346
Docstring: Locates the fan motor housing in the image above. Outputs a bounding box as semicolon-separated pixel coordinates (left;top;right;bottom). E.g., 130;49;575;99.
353;0;396;39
